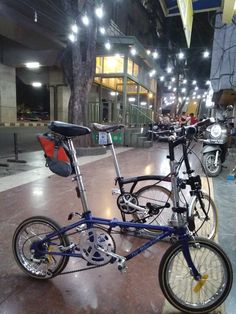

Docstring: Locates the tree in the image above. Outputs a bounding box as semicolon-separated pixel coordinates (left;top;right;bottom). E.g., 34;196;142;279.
61;0;97;127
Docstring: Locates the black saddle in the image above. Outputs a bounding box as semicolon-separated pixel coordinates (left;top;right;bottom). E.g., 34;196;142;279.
49;121;91;137
92;123;125;132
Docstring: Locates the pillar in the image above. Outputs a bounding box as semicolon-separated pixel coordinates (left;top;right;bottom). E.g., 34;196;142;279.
0;63;16;123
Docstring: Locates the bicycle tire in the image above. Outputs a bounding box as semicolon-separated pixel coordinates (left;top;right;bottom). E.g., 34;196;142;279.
190;192;218;240
159;238;233;313
12;216;70;279
134;185;173;231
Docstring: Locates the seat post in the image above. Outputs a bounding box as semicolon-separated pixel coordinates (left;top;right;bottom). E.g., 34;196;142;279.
107;132;122;178
67;138;89;213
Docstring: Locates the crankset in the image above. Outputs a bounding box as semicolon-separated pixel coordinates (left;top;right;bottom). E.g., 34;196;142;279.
117;193;138;214
79;227;116;265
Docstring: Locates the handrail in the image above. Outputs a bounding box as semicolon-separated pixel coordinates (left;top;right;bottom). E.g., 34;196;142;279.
129;104;155;123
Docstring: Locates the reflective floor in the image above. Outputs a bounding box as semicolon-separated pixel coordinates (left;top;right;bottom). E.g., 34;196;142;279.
0;142;235;313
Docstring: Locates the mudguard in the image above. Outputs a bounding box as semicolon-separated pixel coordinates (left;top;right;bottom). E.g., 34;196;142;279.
202;145;221;154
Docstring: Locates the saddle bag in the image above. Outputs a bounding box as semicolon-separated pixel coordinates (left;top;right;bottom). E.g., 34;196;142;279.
37;133;74;177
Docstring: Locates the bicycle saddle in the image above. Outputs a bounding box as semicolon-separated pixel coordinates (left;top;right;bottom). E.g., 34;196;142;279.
49;121;91;137
92;123;125;132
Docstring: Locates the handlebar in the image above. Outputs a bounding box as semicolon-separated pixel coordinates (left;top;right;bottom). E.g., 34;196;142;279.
156;119;211;141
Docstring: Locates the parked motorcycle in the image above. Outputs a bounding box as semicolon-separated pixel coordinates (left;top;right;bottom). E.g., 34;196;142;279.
202;106;233;177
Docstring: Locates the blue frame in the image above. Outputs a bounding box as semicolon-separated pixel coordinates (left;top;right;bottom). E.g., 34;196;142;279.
31;211;201;279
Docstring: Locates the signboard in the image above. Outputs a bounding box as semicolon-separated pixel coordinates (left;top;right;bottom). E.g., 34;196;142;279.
177;0;193;47
98;132;107;145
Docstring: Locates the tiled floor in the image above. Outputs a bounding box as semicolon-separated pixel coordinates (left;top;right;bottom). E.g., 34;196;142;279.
0;142;235;313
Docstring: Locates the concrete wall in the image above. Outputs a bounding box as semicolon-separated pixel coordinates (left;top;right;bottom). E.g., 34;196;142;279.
0;63;16;123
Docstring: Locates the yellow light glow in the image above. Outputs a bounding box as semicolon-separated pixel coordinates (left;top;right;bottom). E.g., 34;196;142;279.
144;165;152;175
148;93;153;99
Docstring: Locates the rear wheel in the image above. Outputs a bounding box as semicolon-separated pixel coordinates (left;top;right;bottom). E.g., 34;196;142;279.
203;152;222;177
159;238;233;313
191;193;218;240
133;185;173;231
12;216;70;279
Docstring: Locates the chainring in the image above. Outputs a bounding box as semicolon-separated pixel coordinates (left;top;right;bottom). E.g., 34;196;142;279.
79;227;116;265
117;193;138;214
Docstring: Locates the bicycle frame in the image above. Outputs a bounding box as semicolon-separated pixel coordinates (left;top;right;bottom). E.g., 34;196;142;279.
32;134;201;280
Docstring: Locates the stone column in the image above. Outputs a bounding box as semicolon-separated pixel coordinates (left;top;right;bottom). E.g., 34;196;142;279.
0;63;16;123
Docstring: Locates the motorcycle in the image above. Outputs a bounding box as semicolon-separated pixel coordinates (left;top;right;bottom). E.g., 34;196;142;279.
202;106;233;177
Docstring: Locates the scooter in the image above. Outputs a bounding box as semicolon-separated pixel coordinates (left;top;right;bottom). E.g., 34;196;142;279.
202;121;228;176
202;106;233;177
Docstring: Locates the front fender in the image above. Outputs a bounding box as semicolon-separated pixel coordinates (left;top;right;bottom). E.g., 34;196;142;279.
202;145;221;154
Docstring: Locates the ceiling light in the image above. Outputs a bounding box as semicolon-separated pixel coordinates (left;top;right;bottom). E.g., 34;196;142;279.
195;86;199;91
82;14;89;26
168;85;171;90
68;33;76;42
146;50;151;55
173;87;177;92
32;82;42;87
152;51;158;59
25;62;40;69
71;24;78;33
206;80;211;85
183;79;187;84
99;27;106;35
149;70;156;77
171;77;176;82
110;91;118;96
105;41;111;50
160;76;164;81
192;80;197;85
193;91;196;95
130;47;137;56
166;67;172;73
178;51;185;59
181;87;186;93
197;95;201;99
128;97;135;102
95;6;104;19
203;50;210;58
141;101;147;106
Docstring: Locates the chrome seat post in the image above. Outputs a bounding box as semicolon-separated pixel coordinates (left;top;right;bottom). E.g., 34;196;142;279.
67;138;89;213
107;132;122;178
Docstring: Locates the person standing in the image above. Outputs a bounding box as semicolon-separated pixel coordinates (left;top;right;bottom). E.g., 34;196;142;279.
189;112;198;125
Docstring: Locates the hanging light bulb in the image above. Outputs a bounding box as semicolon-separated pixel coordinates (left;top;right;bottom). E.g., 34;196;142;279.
99;27;106;35
95;6;104;19
105;41;111;50
130;47;137;56
203;50;210;58
82;13;89;26
68;33;76;42
71;24;78;33
152;51;158;59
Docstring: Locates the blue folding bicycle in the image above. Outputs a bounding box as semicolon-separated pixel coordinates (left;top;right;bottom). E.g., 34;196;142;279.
12;121;233;314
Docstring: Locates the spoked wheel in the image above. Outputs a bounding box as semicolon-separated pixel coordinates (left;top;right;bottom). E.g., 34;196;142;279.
12;216;70;279
203;152;222;177
134;185;173;232
159;238;233;313
191;193;218;240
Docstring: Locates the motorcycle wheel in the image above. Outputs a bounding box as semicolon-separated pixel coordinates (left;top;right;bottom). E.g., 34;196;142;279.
203;152;222;177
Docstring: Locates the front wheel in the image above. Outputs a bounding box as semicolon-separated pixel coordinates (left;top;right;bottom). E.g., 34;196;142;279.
190;193;218;240
159;238;233;313
203;152;222;177
12;216;70;279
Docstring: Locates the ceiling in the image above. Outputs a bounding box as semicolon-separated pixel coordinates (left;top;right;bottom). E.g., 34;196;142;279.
160;0;222;17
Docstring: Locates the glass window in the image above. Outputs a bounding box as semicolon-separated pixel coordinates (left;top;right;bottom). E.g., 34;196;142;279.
127;58;133;76
101;77;123;90
96;57;103;74
103;56;124;73
133;62;139;77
